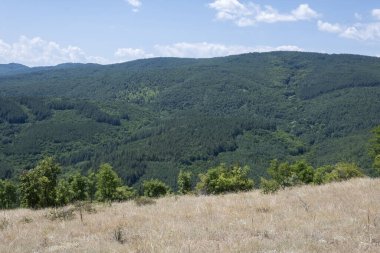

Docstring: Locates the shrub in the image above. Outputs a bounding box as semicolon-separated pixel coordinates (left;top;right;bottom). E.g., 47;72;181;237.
260;178;280;194
325;163;364;183
143;179;171;198
68;173;89;201
55;179;73;206
113;186;136;201
313;165;334;185
374;155;380;175
268;160;314;188
0;180;18;209
177;170;192;194
96;163;122;202
86;170;97;202
196;164;254;195
19;157;61;208
314;163;363;184
370;126;380;174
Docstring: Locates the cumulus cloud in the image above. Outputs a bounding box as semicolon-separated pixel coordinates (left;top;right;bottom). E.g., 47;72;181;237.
317;8;380;41
154;42;303;58
208;0;319;26
114;47;154;61
0;36;107;66
125;0;141;12
318;20;380;41
317;20;343;33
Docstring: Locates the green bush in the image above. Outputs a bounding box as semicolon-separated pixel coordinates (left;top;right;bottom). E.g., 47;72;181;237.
370;126;380;174
313;165;334;185
196;164;254;195
68;173;89;201
143;179;171;198
86;170;97;202
260;178;280;194
96;163;123;202
325;163;363;183
177;170;192;194
0;180;18;209
314;163;363;184
19;157;61;208
268;160;314;188
374;155;380;175
55;179;73;206
113;186;136;201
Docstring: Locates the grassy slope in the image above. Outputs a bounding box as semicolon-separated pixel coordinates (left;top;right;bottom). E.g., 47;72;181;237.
1;178;379;253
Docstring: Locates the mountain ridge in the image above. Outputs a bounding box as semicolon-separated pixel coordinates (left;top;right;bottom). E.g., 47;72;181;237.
0;51;379;186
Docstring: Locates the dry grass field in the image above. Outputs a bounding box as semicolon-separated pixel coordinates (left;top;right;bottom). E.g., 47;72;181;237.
0;178;379;253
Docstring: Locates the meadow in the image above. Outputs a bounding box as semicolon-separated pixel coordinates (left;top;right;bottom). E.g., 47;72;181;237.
1;178;379;253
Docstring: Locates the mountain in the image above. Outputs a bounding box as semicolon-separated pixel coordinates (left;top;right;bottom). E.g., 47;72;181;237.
0;51;379;186
0;63;30;76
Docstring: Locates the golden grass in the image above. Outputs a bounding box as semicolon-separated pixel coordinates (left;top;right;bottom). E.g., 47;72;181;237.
1;178;379;253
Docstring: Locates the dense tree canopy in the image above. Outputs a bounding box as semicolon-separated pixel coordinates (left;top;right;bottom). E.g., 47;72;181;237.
0;52;379;188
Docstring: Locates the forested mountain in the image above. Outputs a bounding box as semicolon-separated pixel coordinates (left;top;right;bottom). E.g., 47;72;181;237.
0;51;379;186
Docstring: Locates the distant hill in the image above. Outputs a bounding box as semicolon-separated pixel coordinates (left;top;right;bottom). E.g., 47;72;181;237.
0;52;379;185
0;63;30;76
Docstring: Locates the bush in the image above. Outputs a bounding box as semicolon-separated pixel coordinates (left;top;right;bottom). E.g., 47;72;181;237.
268;160;314;188
96;163;122;202
370;126;380;174
19;157;61;208
260;178;280;194
196;164;254;195
143;179;171;198
325;163;364;183
68;173;89;202
55;179;73;206
113;186;136;201
0;180;18;209
374;155;380;175
313;163;363;184
313;165;334;185
177;170;192;194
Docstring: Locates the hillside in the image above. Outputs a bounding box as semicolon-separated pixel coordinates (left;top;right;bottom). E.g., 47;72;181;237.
0;178;379;253
0;52;380;186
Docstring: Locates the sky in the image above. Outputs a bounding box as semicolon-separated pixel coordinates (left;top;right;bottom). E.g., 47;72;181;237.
0;0;380;66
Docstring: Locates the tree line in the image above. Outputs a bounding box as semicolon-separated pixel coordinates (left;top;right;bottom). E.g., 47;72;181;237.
0;157;369;210
1;124;379;210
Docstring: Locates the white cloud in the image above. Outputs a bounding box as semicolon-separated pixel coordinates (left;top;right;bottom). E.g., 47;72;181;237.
114;47;154;61
372;9;380;20
317;20;343;33
0;36;108;66
317;20;380;41
154;42;303;58
340;23;380;40
208;0;319;26
125;0;141;12
317;8;380;41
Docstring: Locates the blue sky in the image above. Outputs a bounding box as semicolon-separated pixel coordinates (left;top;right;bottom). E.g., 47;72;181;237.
0;0;380;66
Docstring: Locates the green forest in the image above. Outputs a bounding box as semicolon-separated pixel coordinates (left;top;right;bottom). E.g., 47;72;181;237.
0;51;380;193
